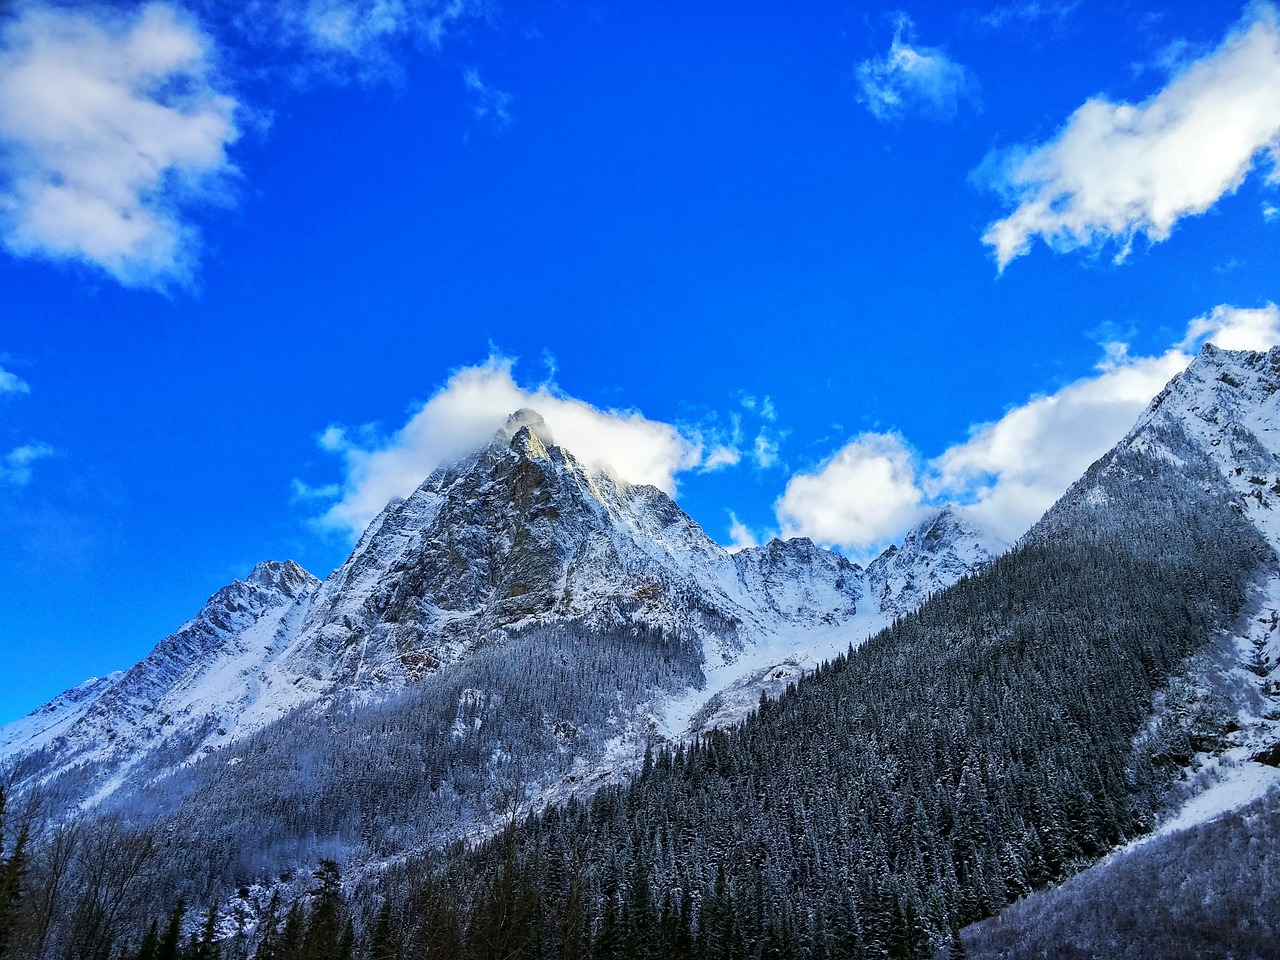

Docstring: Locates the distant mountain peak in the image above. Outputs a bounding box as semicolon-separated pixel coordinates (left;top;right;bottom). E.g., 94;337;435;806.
245;559;318;597
499;408;555;445
866;506;994;620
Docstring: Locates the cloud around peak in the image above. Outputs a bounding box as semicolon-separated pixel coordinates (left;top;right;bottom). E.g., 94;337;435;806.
774;304;1280;552
310;357;714;538
981;2;1280;269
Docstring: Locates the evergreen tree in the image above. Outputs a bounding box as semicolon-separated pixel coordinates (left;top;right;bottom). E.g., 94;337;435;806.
157;900;185;960
0;785;27;959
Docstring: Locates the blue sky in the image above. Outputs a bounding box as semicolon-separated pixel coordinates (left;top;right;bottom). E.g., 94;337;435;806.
3;0;1280;723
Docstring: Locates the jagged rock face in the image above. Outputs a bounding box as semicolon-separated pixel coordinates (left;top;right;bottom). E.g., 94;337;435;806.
0;560;320;778
291;416;753;686
383;429;581;616
867;507;992;621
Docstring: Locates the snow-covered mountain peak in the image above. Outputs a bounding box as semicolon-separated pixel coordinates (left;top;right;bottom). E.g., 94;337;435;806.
499;407;556;446
866;507;994;620
245;559;319;597
1114;343;1280;547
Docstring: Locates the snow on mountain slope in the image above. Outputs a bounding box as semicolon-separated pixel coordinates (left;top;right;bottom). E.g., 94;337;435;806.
866;506;991;620
0;410;993;814
1130;343;1280;543
1032;343;1280;842
0;561;320;800
0;672;122;759
665;507;994;737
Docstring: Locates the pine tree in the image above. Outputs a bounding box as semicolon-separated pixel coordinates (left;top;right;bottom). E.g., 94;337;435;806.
157;900;186;960
368;900;396;960
191;902;219;960
0;785;28;959
134;921;160;960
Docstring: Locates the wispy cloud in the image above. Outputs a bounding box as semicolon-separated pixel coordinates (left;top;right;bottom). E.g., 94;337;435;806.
979;1;1079;30
774;305;1280;551
856;14;979;122
0;2;239;291
1;442;54;485
0;363;29;395
753;431;781;469
464;67;512;130
238;0;483;78
700;445;742;472
981;3;1280;269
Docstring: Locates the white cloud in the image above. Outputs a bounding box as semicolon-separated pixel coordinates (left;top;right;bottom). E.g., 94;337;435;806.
982;4;1280;268
726;512;758;552
0;363;29;395
925;348;1189;543
0;2;239;290
313;356;708;538
856;14;978;122
1180;302;1280;351
244;0;480;73
1;442;54;485
774;304;1280;551
927;303;1280;543
776;432;926;551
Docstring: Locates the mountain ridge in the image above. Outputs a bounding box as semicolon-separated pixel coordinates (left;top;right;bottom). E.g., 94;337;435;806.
0;409;993;821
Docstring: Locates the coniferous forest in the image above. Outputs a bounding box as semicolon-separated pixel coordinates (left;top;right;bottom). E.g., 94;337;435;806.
2;424;1277;959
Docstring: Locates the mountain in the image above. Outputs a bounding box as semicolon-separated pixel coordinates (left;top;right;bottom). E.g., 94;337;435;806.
377;344;1280;960
5;345;1280;959
0;409;991;861
953;342;1280;957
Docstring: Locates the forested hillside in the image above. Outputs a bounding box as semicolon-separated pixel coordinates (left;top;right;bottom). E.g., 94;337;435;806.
256;418;1270;958
961;785;1280;959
